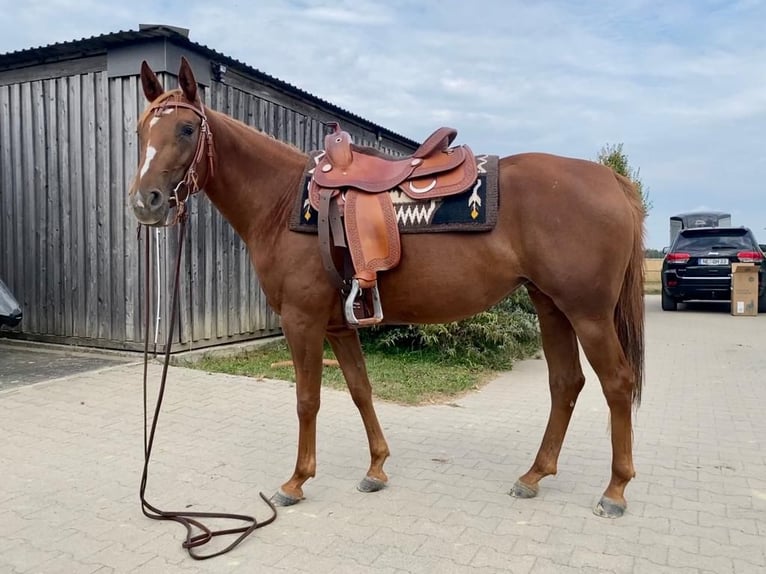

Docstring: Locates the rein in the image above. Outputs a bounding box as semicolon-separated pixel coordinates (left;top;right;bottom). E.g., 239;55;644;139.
138;102;276;560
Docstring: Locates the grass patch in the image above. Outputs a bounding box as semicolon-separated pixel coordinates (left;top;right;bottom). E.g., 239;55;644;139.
187;290;541;405
188;339;510;405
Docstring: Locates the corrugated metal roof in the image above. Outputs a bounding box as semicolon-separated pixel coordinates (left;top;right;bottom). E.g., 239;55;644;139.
0;28;180;67
0;25;417;146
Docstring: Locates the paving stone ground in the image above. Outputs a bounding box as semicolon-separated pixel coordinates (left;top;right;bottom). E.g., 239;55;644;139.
1;295;764;573
0;343;133;392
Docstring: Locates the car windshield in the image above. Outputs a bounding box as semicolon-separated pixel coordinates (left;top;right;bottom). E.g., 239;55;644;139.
674;233;753;251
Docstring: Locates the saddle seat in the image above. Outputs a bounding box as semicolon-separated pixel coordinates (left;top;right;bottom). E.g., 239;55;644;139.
309;123;478;326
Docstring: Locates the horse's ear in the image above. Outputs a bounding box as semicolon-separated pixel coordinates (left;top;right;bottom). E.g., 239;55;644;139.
140;60;164;102
178;56;198;103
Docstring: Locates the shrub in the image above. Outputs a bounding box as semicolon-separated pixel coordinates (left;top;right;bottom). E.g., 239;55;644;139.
359;288;540;369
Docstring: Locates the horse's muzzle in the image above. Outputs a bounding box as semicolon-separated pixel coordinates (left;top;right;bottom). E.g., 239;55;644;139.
131;188;169;226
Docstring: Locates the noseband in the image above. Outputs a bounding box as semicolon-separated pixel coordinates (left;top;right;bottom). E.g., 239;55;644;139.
148;98;215;225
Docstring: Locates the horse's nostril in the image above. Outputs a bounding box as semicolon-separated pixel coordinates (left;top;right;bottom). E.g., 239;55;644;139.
148;190;163;208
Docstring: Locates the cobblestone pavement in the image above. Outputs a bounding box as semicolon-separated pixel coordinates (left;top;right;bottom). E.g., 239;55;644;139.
1;296;764;573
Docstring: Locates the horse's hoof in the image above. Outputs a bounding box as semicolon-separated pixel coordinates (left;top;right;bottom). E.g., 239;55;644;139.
357;476;387;493
509;480;539;499
593;496;626;518
270;489;302;507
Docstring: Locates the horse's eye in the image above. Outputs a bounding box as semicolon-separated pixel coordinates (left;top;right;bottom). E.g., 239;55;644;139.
180;124;195;137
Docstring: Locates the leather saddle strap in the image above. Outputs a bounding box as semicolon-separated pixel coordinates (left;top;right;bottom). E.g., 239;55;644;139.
318;189;346;290
413;127;458;158
329;200;346;249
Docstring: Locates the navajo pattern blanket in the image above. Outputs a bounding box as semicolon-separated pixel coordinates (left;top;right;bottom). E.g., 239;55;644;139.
289;152;499;234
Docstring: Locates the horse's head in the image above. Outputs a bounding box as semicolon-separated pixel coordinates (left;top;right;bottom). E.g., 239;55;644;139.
129;57;214;226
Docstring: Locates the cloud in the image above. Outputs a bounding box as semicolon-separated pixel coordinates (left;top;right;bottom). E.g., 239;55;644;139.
300;0;393;25
1;0;765;247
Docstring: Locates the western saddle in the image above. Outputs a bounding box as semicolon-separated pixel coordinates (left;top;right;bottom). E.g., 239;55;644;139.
309;122;478;326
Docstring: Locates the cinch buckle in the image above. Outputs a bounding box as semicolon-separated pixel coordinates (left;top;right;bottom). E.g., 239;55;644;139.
344;279;383;327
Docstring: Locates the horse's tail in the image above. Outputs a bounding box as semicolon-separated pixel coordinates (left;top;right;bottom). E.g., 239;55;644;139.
614;173;646;407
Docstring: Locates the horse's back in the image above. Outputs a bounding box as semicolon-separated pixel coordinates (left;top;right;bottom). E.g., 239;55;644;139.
498;151;636;231
501;151;624;194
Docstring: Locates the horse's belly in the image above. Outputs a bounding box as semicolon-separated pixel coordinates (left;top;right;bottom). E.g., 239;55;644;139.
376;234;522;324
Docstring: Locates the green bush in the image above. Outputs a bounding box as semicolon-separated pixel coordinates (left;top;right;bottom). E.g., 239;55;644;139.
360;288;540;369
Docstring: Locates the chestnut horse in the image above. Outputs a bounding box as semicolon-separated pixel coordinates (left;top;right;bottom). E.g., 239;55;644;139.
130;58;645;518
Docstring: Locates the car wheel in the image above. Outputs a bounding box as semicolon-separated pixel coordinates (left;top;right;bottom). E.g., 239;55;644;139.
661;290;678;311
759;290;766;313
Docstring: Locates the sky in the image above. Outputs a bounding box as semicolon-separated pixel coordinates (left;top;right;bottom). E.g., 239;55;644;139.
1;0;764;249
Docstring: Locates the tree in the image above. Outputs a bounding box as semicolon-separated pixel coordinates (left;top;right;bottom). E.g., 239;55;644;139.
597;143;652;214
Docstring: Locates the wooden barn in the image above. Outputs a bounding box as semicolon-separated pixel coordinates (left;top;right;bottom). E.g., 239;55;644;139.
0;24;417;352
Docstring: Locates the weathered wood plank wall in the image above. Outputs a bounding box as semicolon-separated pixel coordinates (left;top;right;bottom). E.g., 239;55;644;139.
0;67;411;351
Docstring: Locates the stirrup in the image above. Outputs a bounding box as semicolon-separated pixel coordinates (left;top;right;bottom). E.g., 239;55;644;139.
344;279;383;327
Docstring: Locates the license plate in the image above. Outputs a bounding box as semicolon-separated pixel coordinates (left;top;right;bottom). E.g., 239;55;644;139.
699;258;728;266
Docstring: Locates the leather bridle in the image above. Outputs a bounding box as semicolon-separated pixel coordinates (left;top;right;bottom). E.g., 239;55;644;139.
146;98;215;226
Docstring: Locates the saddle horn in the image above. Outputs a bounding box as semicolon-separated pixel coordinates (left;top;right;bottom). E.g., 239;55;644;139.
324;123;354;170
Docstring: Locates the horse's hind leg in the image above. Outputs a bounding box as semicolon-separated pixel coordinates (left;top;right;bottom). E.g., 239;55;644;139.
511;286;585;499
570;315;636;518
326;326;390;493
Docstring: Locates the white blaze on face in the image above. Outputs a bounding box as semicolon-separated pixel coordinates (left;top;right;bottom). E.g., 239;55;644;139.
139;145;157;181
139;109;176;182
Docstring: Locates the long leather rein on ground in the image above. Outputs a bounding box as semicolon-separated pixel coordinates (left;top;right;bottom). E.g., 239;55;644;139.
138;207;276;560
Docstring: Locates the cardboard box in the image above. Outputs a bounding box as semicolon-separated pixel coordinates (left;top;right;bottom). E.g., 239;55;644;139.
731;263;759;316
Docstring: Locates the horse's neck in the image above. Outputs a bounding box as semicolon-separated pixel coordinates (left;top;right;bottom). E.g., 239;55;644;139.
203;110;307;245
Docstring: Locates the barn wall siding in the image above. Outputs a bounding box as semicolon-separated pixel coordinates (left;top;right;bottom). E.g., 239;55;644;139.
0;61;413;351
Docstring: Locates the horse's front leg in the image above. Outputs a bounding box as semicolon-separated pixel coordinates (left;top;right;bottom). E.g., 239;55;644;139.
271;311;328;506
326;325;390;493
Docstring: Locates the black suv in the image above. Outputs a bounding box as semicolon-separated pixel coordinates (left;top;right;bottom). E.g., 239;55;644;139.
661;227;766;312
